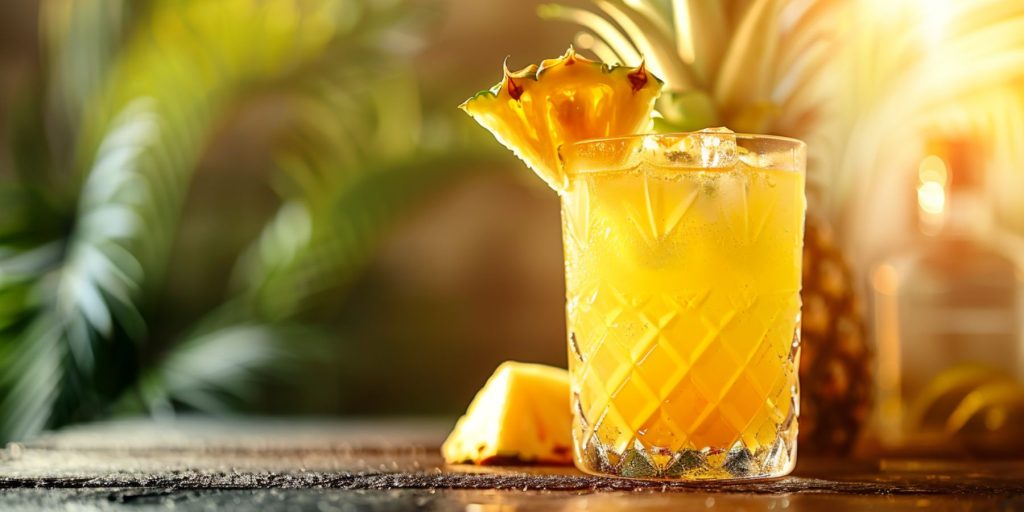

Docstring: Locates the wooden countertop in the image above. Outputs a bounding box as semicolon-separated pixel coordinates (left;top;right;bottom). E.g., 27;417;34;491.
1;418;1021;510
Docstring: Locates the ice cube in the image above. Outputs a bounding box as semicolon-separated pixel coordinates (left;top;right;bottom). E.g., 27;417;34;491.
738;145;757;167
696;127;737;169
644;128;737;169
738;144;776;170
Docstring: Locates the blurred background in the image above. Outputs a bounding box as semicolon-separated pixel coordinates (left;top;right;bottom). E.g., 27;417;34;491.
0;0;1023;458
0;0;581;443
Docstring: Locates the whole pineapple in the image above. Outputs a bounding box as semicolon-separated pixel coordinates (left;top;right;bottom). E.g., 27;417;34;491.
799;215;872;454
542;0;873;455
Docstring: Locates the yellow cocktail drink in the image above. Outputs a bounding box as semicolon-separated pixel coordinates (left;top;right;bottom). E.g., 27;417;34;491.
457;49;805;479
561;132;806;479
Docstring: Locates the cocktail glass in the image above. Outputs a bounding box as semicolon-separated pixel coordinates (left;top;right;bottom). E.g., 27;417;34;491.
560;131;806;480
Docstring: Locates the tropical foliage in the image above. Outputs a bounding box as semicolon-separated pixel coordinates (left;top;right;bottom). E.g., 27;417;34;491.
0;0;476;442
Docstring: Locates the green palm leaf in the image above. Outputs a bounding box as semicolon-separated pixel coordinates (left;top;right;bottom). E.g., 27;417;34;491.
124;42;485;417
41;0;130;165
237;69;424;317
0;0;429;441
118;322;320;416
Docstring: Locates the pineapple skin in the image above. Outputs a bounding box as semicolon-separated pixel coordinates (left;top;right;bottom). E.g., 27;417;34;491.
799;216;873;455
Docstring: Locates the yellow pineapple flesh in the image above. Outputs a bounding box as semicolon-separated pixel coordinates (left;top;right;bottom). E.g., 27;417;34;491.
459;47;662;191
442;362;573;465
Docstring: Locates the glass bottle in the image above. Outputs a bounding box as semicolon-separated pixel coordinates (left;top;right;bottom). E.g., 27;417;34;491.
871;138;1024;449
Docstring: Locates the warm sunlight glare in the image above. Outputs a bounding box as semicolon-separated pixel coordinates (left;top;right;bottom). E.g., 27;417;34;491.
919;154;948;186
918;0;953;47
917;181;945;215
867;0;952;46
917;154;948;234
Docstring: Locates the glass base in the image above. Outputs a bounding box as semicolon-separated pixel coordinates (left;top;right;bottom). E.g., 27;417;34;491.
574;437;796;481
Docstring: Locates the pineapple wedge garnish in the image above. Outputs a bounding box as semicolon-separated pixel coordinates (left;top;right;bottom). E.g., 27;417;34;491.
460;47;662;191
442;362;572;465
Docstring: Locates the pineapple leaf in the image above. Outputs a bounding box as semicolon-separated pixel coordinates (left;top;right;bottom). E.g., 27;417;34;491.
671;0;727;84
653;90;720;132
712;0;781;124
538;4;642;65
539;1;699;87
592;0;698;87
611;0;673;40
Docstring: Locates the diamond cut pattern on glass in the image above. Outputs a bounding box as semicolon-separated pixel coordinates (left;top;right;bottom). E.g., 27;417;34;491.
570;287;801;479
561;158;804;479
624;174;699;245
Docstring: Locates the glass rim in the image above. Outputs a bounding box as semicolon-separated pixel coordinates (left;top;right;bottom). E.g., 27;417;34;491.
569;131;807;150
561;131;807;176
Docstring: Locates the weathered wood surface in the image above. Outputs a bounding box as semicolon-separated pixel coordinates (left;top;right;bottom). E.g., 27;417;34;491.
1;418;1022;510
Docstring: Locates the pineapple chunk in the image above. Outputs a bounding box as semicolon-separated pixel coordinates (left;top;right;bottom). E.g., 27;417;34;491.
442;362;573;465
